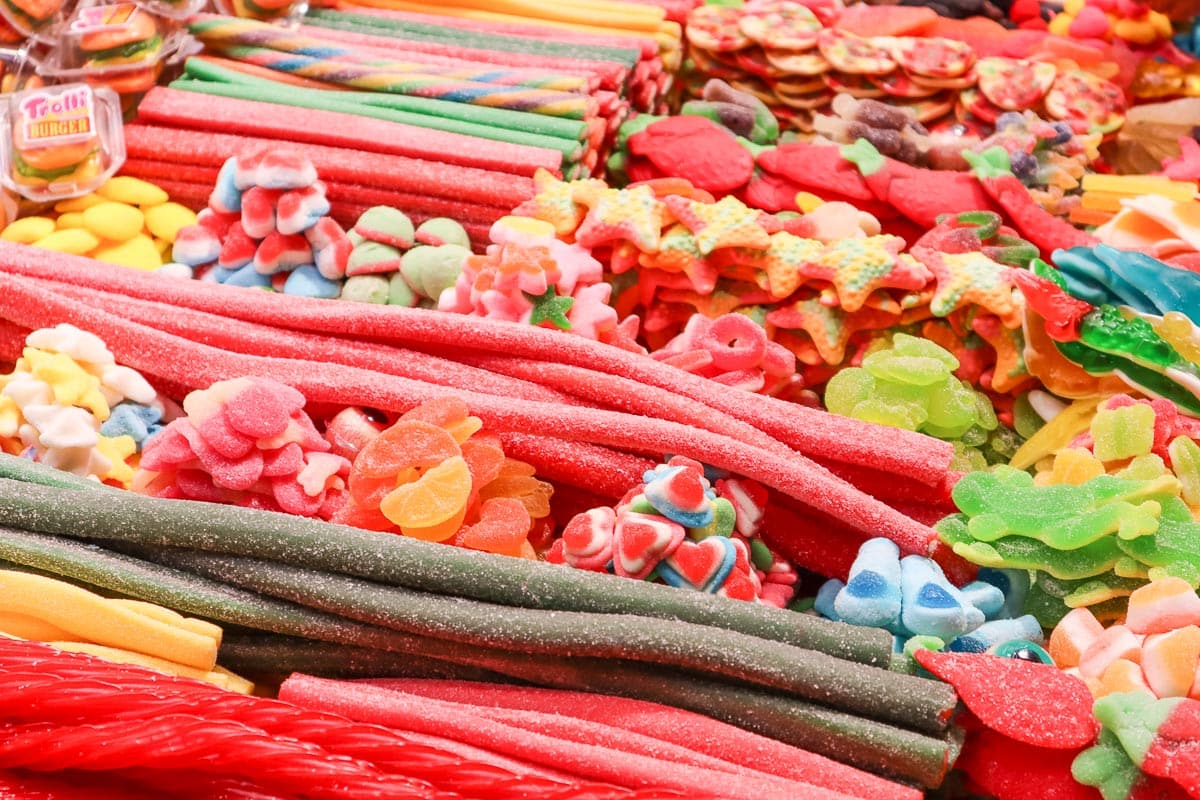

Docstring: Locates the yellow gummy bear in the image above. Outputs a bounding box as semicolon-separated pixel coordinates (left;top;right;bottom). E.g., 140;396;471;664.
22;349;110;420
95;434;137;486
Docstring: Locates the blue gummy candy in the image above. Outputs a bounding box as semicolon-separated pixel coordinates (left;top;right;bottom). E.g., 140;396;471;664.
813;579;844;622
834;537;902;628
948;615;1043;654
657;535;737;593
211;158;244;214
643;466;715;529
900;555;985;640
283;264;341;299
958;580;1005;620
223;264;273;289
976;567;1030;620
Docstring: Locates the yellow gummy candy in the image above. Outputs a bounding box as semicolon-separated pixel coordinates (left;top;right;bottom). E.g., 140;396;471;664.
56;212;86;230
143;202;197;244
1081;174;1198;201
83;201;145;243
91;233;163;271
23;349;109;419
795;192;824;213
0;216;56;243
97;176;169;206
32;228;100;255
53;193;105;213
96;433;137;485
1010;397;1101;471
1046;447;1106;485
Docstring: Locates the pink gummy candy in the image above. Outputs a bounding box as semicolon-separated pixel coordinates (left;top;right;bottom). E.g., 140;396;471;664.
253;231;314;275
218;223;257;271
240;186;281;240
612;511;685;580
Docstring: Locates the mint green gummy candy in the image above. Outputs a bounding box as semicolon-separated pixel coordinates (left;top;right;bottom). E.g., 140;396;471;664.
1091;403;1156;462
952;534;1125;580
1094;691;1182;767
1168;435;1200;507
1072;728;1143;800
862;351;951;386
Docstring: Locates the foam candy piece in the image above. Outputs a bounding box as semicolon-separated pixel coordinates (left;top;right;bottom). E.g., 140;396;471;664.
283;264;342;299
1142;626;1200;698
209;157;243;214
949;616;1044;653
957;581;1006;620
22;405;99;450
354;206;415;249
218;222;257;271
347;241;404;277
100;364;156;405
834;537;902;628
401;245;468;300
304;217;352;281
642;460;714;529
196;208;238;240
1098;658;1153;699
1050;607;1107;669
900;555;985;640
223;263;273;289
389;272;419;307
157;262;193;280
415;217;470;248
100;402;163;445
144;202;197;244
1079;625;1145;679
171;226;221;267
240;187;280;240
340;275;390;304
92;235;162;272
277;184;331;235
31;229;98;256
252;150;319;190
975;568;1030;621
560;506;615;572
82;202;144;243
659;535;737;592
254;232;314;275
612;510;685;580
98;175;169;206
813;579;844;622
1127;578;1200;635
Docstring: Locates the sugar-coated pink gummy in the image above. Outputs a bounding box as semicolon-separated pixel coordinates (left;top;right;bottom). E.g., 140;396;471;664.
0;256;942;553
357;678;918;800
123;125;534;210
139;86;564;177
197;411;257;460
218;223;257;270
278;674;863;800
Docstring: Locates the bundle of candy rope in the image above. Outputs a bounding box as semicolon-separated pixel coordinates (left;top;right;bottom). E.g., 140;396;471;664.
0;239;967;567
0;454;961;790
0;637;702;799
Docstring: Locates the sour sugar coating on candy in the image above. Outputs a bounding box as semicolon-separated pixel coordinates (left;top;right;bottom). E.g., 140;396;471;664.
133;377;350;519
547;456;797;606
331;397;552;558
0;324;160;486
438;216;618;340
652;313;798;395
165;150;352;296
341;208;470;309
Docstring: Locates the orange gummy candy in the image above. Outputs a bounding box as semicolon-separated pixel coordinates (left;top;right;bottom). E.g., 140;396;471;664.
380;455;472;538
400;396;483;444
354;421;461;479
453;496;532;557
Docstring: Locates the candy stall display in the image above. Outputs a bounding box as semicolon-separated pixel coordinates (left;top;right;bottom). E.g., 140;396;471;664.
3;0;1200;796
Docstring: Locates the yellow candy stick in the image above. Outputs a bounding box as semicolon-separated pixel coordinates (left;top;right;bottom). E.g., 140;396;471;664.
0;611;74;641
47;641;253;694
107;598;224;642
1081;173;1198;200
1080;191;1127;213
0;570;218;670
1009;397;1102;471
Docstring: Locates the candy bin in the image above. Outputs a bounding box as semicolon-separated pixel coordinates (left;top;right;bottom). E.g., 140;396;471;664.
0;81;123;201
38;2;180;117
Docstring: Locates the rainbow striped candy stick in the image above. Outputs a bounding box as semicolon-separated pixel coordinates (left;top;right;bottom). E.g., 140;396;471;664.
188;14;591;92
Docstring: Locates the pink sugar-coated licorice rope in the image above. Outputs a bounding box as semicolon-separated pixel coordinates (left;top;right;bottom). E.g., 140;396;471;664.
761;502;871;582
365;679;922;800
118;157;512;225
0;246;952;483
498;432;655;498
54;285;581;408
453;352;793;457
121;125;534;209
278;674;860;800
0;642;683;800
136;87;562;178
814;459;958;508
0;273;939;554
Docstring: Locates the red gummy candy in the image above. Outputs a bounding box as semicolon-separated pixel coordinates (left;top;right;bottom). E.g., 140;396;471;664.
253;231;313;275
239;186;281;240
955;727;1099;800
261;442;306;478
353;421;461;480
1009;270;1092;342
217;222;257;270
223;379;306;440
197;411;256;460
913;649;1099;749
627;116;754;195
612;511;685;580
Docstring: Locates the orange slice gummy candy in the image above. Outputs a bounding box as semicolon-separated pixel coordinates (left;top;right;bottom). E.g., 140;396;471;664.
380;455;472;539
354;420;461;480
400;397;483;444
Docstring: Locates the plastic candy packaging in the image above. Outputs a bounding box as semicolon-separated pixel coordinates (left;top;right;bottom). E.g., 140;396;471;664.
0;82;124;201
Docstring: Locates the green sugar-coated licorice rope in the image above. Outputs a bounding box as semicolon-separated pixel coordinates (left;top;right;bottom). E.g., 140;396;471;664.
138;548;955;734
0;472;894;666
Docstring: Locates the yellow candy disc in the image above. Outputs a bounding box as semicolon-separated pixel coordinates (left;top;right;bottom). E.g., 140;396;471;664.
33;228;101;255
83;202;146;243
97;176;169;207
91;233;163;271
1;216;56;244
143;202;197;244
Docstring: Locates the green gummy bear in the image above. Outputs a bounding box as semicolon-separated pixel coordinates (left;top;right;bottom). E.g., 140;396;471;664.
1094;692;1183;767
1072;728;1143;800
891;333;960;368
949;442;989;473
850;395;927;431
1091;404;1156;462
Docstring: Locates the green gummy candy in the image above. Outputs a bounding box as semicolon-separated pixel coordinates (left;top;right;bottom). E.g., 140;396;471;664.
851;396;927;430
626;494;657;516
1072;728;1143;800
1091;404;1156;462
862;352;951;386
340;274;390;304
400;244;468;300
1012;393;1044;440
823;368;875;416
949;442;988;473
689;497;737;540
934;513;971;546
1095;692;1182;767
1168;435;1200;507
1116;454;1169;482
952;535;1124;580
923;380;979;436
749;537;773;571
973;390;999;431
387;272;419;307
891;333;959;369
1117;496;1200;587
1034;571;1141;609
